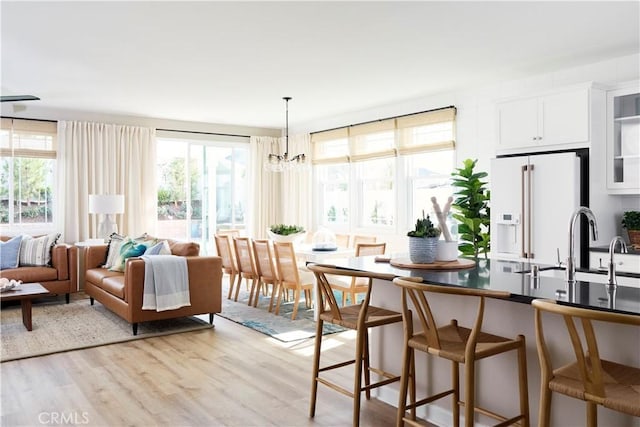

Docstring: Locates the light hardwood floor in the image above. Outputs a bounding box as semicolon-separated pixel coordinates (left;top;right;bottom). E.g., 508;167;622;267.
1;314;409;426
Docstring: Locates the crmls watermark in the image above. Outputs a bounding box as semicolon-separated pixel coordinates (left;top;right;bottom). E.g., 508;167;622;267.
38;412;90;425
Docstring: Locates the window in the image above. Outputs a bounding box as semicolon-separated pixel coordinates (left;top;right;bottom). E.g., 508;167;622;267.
312;107;455;235
0;118;57;233
156;134;248;255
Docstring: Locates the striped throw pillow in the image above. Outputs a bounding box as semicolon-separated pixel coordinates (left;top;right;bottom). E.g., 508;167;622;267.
18;233;61;267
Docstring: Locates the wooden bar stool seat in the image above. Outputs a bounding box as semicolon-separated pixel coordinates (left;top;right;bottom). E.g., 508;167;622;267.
308;263;403;427
392;276;530;427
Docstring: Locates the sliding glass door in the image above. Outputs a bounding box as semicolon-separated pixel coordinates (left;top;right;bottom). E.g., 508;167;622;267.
156;137;248;254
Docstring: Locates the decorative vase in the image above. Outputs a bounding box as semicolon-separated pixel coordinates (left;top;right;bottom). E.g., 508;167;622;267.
436;240;458;262
628;229;640;248
267;229;307;244
409;237;438;264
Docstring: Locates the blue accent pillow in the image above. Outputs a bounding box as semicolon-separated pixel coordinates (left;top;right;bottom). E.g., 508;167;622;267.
108;238;153;272
144;240;171;255
1;235;23;270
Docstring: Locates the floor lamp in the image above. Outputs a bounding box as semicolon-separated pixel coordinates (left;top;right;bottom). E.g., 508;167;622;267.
89;194;125;240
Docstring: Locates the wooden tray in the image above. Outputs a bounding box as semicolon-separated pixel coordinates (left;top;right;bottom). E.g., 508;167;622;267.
389;257;476;270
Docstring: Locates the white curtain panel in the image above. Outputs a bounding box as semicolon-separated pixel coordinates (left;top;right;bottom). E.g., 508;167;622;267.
282;133;312;231
249;134;312;239
249;136;282;238
56;121;157;242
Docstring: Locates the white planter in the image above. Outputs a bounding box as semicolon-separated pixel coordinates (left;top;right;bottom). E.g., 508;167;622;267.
436;240;458;261
267;229;307;243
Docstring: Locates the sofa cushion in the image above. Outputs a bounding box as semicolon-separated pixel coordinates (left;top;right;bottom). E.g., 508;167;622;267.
0;235;23;270
86;268;122;285
19;233;60;267
100;275;126;300
0;266;58;283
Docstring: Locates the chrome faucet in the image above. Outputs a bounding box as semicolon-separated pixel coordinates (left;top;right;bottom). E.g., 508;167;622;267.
567;207;598;284
607;236;627;287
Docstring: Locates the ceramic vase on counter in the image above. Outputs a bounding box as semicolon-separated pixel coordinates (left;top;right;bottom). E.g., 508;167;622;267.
436;240;458;261
409;237;438;264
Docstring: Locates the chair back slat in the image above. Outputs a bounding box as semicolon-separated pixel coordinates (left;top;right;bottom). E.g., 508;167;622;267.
214;234;235;270
355;242;386;256
310;264;343;320
334;233;350;248
273;242;301;285
351;235;376;248
233;237;256;275
252;239;277;281
399;280;442;349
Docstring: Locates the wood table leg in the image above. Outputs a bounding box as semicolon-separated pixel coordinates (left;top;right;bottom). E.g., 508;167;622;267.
20;298;33;331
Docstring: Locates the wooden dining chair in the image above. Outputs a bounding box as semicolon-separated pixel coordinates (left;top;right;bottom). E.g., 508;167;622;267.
214;234;239;300
351;235;376;247
307;263;403;427
329;242;386;306
216;228;240;238
232;237;260;306
335;233;351;248
392;276;529;427
252;239;279;312
272;241;313;320
532;299;640;427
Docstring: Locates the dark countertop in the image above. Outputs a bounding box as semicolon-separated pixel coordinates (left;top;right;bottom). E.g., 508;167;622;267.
324;257;640;316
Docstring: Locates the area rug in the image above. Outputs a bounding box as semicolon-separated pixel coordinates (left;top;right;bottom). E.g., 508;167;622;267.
0;293;213;362
218;281;345;343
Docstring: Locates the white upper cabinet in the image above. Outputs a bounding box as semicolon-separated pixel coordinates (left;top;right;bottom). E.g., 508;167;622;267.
497;85;593;154
606;81;640;195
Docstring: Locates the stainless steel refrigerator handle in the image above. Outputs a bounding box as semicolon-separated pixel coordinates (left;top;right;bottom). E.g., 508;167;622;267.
521;165;527;258
528;164;534;259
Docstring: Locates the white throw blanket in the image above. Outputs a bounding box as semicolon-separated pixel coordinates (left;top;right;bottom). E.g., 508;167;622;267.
141;255;190;312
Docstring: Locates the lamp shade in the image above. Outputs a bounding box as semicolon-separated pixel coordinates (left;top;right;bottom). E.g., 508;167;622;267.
88;194;124;214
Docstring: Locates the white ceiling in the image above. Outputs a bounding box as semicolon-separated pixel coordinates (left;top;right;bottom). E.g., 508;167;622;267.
1;1;639;129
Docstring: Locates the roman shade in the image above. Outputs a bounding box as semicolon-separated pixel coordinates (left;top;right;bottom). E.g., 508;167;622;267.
311;106;456;165
0;118;57;159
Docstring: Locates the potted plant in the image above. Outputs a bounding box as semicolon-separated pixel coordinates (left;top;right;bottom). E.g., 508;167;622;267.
407;211;441;264
267;224;307;243
622;211;640;247
451;159;490;259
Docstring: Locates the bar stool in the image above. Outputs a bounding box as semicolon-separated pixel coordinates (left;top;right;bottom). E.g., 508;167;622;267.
307;264;403;427
392;276;529;427
533;299;640;427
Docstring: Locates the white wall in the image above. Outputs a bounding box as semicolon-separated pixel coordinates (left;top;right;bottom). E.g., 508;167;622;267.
295;53;640;249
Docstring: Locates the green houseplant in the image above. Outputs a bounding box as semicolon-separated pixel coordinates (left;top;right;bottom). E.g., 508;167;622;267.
407;211;441;263
451;159;490;259
622;211;640;247
268;224;306;243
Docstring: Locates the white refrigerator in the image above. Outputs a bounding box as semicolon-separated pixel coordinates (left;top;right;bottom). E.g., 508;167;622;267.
490;151;586;266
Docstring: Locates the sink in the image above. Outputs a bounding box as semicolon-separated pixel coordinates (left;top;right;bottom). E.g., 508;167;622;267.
518;266;640;289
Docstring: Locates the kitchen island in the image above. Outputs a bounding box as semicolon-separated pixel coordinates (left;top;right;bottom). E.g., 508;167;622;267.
325;256;640;427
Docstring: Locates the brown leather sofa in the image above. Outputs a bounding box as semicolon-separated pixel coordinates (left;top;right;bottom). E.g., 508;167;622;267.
84;241;222;335
0;236;78;303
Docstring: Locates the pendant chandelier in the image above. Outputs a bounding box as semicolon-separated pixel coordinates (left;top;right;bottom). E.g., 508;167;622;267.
265;96;306;172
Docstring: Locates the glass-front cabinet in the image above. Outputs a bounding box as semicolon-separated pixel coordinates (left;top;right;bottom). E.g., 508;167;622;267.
607;81;640;194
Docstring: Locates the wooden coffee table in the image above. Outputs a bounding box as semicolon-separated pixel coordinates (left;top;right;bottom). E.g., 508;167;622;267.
0;283;49;331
